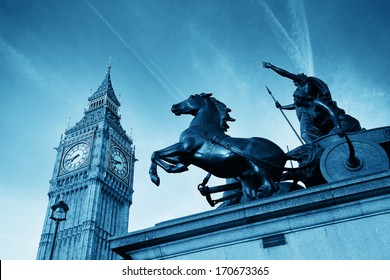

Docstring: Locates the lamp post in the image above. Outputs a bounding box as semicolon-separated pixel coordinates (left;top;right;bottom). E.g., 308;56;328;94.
49;200;69;260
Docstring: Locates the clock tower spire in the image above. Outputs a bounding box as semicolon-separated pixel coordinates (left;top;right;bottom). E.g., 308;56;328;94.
37;63;135;260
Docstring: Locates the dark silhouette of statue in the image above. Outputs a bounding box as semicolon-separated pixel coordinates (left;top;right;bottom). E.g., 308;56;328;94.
262;61;361;143
149;93;320;204
149;93;390;207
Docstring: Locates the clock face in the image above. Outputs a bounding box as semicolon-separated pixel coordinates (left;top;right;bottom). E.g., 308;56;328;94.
62;142;90;171
109;146;129;179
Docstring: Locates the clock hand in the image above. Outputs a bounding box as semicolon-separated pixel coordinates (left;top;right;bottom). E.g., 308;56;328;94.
111;158;122;165
65;154;80;164
70;154;80;162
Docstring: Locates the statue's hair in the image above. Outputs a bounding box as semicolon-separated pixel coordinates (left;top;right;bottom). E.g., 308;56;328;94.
296;73;308;84
199;93;236;131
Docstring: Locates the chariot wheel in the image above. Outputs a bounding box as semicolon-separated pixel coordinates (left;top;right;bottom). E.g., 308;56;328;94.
320;140;389;182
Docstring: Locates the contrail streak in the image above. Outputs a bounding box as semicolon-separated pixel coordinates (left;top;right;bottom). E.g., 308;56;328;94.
149;59;186;99
84;0;182;101
287;0;314;74
258;0;301;58
258;0;314;75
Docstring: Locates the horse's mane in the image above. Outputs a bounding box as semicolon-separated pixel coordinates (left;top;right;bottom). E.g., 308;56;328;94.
200;93;236;132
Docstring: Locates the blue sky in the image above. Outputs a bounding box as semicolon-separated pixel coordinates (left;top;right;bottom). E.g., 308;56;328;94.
0;0;389;259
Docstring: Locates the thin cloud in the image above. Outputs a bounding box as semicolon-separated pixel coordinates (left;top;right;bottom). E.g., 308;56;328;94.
287;0;314;74
149;59;186;99
0;38;46;87
84;0;182;101
257;0;314;75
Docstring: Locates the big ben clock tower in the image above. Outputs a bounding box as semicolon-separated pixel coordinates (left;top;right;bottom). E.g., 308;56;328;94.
37;63;135;260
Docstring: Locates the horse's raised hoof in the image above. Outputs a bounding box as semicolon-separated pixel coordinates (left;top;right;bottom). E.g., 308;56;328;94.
149;172;160;186
152;176;160;186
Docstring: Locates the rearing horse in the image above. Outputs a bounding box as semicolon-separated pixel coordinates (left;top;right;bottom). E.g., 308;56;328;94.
149;93;290;201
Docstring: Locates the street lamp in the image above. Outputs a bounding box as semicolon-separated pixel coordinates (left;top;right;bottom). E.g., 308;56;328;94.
49;200;69;260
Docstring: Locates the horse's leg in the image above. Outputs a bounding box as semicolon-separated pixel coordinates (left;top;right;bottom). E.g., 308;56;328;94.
149;162;160;186
152;143;189;173
161;155;182;164
244;160;279;199
149;142;189;186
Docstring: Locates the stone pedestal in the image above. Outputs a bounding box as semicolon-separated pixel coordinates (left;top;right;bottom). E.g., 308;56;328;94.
110;171;390;260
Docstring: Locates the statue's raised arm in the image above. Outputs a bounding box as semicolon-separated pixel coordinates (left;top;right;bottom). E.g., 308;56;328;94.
261;61;361;143
262;61;305;84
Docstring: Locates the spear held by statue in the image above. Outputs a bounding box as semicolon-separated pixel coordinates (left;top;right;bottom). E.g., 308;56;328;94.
265;85;305;145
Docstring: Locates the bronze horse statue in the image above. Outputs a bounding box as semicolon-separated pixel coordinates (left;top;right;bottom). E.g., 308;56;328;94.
149;93;317;203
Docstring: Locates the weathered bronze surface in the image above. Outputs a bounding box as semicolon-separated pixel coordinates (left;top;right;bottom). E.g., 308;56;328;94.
150;89;389;207
149;93;319;205
262;61;361;143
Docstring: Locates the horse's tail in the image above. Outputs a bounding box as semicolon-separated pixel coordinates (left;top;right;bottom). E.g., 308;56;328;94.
285;143;322;169
280;143;322;184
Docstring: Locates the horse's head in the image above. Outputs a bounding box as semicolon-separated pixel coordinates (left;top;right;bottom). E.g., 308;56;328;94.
171;93;235;132
171;93;212;116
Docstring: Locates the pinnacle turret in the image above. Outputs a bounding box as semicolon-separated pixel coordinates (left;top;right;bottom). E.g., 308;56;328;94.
87;62;121;115
88;64;120;107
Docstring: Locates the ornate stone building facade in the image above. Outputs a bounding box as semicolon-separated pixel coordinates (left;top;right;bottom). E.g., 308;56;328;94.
37;65;135;260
